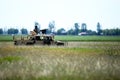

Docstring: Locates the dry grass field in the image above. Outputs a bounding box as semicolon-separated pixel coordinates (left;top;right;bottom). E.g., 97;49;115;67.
0;42;120;80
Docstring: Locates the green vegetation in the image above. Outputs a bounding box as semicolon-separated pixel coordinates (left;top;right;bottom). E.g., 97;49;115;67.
0;42;120;80
0;35;120;42
55;35;120;41
0;56;21;64
0;35;13;42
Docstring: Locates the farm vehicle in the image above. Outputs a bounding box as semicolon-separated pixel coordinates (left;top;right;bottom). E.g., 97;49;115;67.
13;33;64;46
13;25;65;46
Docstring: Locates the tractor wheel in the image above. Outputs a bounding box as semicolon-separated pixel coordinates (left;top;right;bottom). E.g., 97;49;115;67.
14;41;18;45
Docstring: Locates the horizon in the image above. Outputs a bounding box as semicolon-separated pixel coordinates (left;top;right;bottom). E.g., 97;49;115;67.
0;0;120;31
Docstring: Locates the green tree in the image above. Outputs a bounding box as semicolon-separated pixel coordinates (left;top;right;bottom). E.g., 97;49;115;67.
57;28;66;35
48;21;55;33
86;30;97;35
81;23;87;32
21;28;28;34
8;28;19;34
0;28;3;34
97;22;102;35
102;28;120;35
67;29;75;35
74;23;80;35
14;29;19;34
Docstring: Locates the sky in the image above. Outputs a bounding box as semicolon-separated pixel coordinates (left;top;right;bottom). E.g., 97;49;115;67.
0;0;120;31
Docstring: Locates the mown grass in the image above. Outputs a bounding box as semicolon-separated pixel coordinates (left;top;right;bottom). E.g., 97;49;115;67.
0;35;120;42
0;42;120;80
55;35;120;41
0;35;13;42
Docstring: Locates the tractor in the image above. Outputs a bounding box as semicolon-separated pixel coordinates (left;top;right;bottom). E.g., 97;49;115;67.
13;25;65;46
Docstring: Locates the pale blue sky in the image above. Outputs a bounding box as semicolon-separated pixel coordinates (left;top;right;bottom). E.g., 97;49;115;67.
0;0;120;31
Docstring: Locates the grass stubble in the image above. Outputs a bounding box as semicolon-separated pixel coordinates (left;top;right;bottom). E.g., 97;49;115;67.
0;42;120;80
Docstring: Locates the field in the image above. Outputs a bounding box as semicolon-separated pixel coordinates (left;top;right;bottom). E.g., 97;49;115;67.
0;35;120;80
55;35;120;42
0;35;120;42
0;41;120;80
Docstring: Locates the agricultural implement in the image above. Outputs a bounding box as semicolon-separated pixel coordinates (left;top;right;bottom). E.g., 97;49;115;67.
13;26;65;46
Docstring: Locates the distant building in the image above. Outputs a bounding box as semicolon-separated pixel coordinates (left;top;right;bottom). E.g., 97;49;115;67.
78;32;87;36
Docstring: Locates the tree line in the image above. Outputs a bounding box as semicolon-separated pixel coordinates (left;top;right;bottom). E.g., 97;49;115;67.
47;21;120;36
0;28;28;35
0;22;120;35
